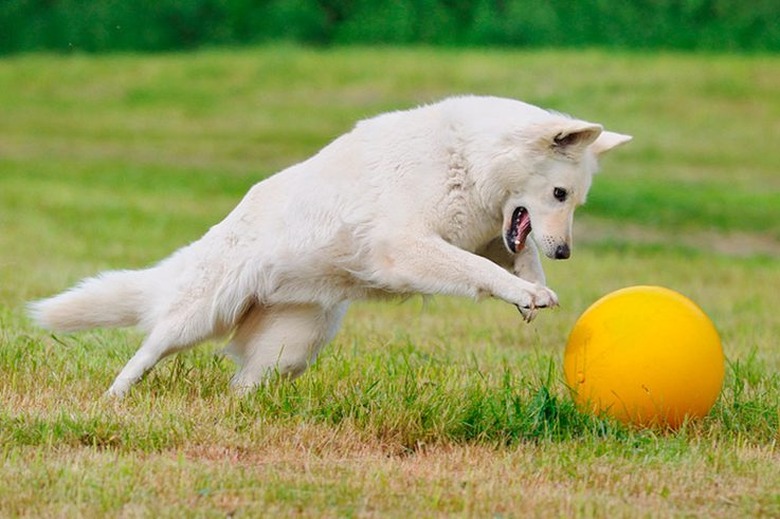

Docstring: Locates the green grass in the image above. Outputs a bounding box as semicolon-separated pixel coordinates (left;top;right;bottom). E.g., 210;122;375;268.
1;47;779;517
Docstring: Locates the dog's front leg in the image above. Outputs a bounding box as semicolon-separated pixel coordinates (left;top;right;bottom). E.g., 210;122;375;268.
376;235;557;315
512;239;546;285
477;237;546;285
512;240;548;322
477;237;547;322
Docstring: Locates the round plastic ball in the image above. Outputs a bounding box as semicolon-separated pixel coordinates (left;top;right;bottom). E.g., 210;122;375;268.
563;286;724;428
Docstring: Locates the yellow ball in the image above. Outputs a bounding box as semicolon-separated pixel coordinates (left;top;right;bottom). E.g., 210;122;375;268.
563;286;724;428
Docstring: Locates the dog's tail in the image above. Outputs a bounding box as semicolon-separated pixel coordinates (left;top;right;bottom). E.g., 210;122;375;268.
28;269;152;332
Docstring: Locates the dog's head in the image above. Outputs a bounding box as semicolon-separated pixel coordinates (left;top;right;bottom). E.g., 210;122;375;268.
500;118;632;259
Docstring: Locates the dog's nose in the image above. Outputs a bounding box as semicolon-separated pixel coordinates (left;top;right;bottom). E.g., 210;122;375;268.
554;244;571;259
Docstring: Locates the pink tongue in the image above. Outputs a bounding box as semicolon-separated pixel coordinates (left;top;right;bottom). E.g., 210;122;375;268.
516;211;532;250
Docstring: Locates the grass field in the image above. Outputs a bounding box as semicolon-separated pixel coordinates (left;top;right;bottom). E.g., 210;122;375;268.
1;47;779;517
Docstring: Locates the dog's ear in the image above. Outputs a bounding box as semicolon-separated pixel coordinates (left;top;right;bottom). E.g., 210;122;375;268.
548;122;603;156
591;131;633;156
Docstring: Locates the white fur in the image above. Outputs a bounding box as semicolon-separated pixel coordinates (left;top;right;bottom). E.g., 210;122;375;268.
28;96;631;398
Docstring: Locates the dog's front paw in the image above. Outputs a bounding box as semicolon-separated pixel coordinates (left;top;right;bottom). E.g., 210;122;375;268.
515;285;558;323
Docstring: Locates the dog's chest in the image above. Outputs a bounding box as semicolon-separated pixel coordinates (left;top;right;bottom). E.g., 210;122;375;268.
436;150;500;250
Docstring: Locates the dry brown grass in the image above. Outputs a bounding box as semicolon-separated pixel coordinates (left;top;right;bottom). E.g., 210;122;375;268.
5;437;779;517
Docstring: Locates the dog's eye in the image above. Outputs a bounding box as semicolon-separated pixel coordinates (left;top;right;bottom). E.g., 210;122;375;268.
553;187;568;202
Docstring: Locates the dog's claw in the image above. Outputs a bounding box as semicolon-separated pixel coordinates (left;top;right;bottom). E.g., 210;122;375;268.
516;304;537;323
516;286;559;322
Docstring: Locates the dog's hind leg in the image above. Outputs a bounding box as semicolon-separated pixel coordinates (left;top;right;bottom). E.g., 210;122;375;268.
226;302;348;393
105;304;221;398
106;329;170;398
105;325;200;398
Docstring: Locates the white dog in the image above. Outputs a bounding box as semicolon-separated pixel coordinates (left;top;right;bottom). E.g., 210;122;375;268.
29;96;631;397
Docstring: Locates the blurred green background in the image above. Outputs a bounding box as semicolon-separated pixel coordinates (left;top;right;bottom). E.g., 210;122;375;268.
2;0;779;54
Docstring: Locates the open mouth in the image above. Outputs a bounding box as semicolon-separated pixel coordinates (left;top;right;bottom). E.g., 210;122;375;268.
504;206;532;254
